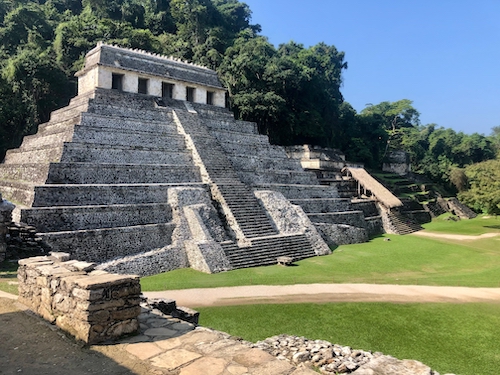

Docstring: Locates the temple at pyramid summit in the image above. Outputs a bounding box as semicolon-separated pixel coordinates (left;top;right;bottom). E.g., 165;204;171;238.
0;43;426;275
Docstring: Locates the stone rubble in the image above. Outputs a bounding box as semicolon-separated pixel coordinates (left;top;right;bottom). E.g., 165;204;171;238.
126;305;457;375
252;334;456;375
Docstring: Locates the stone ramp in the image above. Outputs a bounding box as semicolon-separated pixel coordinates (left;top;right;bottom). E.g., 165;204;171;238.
344;167;403;208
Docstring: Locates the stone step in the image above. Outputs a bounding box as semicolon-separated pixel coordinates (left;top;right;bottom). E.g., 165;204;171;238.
4;145;64;164
228;154;302;172
71;125;185;149
39;223;175;263
19;128;74;151
307;211;367;227
79;113;176;135
49;93;93;123
220;142;287;159
21;203;172;231
238;170;318;185
59;143;191;164
388;212;423;234
36;115;81;137
211;130;270;146
193;104;235;118
0;180;35;207
239;228;278;238
45;163;200;184
87;102;171;122
31;183;207;207
351;200;380;217
222;234;316;269
0;163;51;184
90;87;173;113
203;119;259;135
257;184;339;199
290;198;353;213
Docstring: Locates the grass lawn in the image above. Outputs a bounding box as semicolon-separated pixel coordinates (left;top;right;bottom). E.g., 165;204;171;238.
422;213;500;235
141;216;500;290
0;262;19;295
197;302;500;375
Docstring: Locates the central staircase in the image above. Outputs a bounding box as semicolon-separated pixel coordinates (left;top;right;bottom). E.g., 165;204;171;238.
173;109;317;266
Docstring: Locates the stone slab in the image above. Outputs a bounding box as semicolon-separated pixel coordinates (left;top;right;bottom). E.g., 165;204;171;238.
126;342;163;360
149;348;202;370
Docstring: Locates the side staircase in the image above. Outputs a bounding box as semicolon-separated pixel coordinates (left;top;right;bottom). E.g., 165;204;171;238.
386;211;423;234
197;108;371;245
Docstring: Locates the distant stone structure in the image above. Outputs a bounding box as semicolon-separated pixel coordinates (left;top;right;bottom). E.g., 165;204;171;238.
0;193;15;262
0;43;402;274
382;150;411;175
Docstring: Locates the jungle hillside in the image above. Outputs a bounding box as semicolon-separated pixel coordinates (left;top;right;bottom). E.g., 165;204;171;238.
1;0;499;213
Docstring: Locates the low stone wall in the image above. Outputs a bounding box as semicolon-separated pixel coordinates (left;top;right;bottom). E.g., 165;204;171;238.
17;252;141;344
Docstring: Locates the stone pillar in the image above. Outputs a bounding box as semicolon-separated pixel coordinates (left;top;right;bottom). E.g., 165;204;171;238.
0;194;15;262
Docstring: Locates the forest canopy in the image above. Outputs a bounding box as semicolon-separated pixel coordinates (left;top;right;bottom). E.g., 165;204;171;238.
0;0;498;210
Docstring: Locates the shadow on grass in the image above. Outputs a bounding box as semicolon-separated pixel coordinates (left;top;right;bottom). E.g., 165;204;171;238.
484;225;500;230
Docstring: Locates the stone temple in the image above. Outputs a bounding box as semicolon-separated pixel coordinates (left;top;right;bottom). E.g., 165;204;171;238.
0;43;419;275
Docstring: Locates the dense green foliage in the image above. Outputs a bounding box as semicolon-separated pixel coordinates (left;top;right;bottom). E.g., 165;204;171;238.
0;0;499;205
0;0;348;157
458;159;500;214
198;302;500;375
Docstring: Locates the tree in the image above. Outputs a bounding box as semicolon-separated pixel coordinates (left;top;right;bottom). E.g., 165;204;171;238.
0;3;54;53
459;160;500;215
2;43;70;129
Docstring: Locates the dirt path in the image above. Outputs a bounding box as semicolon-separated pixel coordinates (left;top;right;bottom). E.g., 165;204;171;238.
143;283;500;307
412;231;500;241
0;297;163;375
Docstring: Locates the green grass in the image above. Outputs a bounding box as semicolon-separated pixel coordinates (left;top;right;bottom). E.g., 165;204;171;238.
141;228;500;290
197;302;500;375
0;262;19;295
422;213;500;235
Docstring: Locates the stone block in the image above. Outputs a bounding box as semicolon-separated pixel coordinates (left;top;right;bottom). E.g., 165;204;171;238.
149;298;177;315
171;306;200;325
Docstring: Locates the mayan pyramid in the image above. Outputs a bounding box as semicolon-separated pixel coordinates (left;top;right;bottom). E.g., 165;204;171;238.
0;43;380;275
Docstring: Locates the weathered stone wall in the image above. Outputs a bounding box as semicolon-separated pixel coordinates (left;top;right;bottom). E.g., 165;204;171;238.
17;253;141;344
97;186;232;276
314;223;369;247
255;190;331;256
0;194;15;262
382;150;411;175
446;197;477;219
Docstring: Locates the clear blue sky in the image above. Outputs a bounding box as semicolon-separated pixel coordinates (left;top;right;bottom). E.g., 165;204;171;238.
243;0;500;135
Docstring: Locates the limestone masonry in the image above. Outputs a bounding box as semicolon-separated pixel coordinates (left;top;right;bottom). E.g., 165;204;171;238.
17;252;141;343
0;43;427;274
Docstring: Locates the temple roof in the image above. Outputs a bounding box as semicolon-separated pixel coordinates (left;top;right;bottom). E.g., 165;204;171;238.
76;42;225;89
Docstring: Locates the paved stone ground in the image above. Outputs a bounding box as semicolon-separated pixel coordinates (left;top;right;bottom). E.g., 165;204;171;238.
121;301;317;374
